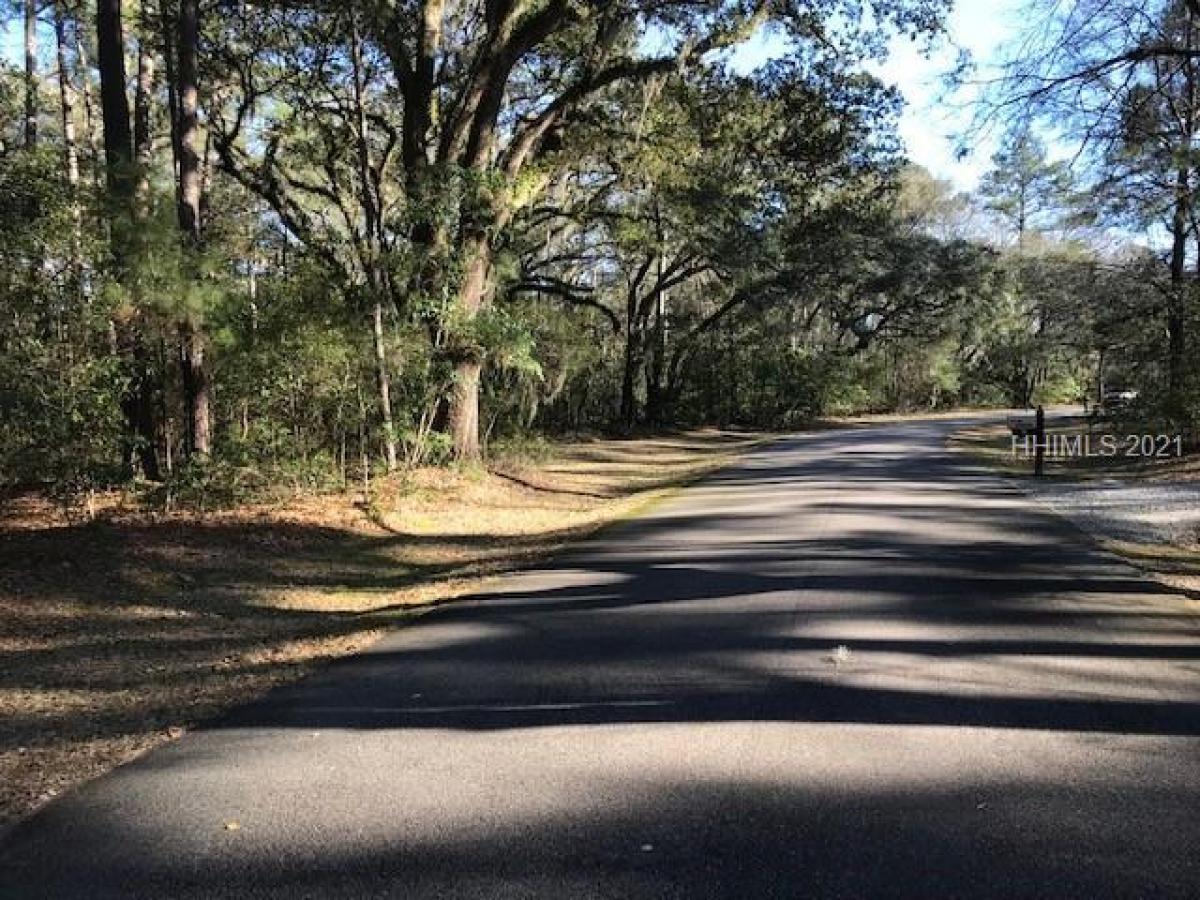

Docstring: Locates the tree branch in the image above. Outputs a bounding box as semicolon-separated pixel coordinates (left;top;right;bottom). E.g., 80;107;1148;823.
507;277;622;332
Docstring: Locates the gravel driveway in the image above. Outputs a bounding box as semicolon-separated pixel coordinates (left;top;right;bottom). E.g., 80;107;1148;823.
1027;479;1200;548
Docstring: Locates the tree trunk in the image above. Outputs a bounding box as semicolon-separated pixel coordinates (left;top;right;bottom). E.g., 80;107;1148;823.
1168;15;1196;427
24;0;38;148
52;6;83;297
645;280;668;425
174;0;211;456
620;272;647;430
97;0;160;480
73;22;101;185
448;361;482;461
179;321;210;455
96;0;133;200
349;15;378;244
645;373;668;425
53;9;80;188
371;300;398;471
133;19;157;216
351;16;397;472
620;329;643;430
175;0;201;244
160;2;182;205
1168;164;1189;423
444;233;491;460
114;327;161;480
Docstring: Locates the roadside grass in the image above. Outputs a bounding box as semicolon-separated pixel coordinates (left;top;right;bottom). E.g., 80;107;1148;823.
0;429;766;827
1103;540;1200;602
949;415;1200;481
820;408;1002;426
1106;540;1200;574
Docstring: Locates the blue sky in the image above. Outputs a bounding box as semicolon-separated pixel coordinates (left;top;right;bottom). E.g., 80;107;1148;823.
728;1;1023;192
4;1;1016;191
869;0;1024;191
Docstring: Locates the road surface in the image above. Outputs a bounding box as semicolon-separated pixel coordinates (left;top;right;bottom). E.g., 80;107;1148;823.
2;419;1199;898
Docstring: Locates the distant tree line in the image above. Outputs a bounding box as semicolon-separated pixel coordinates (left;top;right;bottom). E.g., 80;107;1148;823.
0;0;1191;507
978;0;1200;426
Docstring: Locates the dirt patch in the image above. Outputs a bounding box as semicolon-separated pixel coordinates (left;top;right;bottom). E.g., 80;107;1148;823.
0;430;765;826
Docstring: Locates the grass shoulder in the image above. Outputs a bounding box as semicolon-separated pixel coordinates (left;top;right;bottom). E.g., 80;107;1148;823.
949;414;1200;482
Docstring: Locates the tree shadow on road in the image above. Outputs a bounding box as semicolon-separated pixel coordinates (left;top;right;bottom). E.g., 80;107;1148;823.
3;765;1197;899
3;422;1200;895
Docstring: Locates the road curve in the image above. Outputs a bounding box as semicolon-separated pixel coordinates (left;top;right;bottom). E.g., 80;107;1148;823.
2;419;1198;899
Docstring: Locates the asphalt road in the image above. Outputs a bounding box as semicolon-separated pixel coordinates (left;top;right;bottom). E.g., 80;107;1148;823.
3;419;1199;899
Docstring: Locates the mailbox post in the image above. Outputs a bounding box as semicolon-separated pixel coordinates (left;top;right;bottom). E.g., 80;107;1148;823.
1006;408;1048;475
1034;405;1045;477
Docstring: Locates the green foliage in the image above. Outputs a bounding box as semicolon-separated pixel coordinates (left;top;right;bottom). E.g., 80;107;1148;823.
0;149;124;498
978;126;1074;241
4;0;1191;506
0;330;126;490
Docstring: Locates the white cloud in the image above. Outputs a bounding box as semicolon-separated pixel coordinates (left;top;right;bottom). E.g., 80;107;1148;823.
870;0;1025;191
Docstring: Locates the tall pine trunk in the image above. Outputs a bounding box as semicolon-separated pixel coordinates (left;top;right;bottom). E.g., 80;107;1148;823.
1168;163;1189;424
97;0;160;480
1167;9;1198;428
174;0;211;456
24;0;38;148
53;4;83;297
133;20;156;215
73;22;102;186
96;0;134;225
53;8;80;188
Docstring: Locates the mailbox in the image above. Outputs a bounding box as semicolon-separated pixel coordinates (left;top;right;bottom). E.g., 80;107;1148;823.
1007;414;1038;437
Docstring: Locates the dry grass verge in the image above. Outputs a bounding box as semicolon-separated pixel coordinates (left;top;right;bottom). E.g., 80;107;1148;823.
0;430;765;826
949;416;1200;481
1101;540;1200;602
